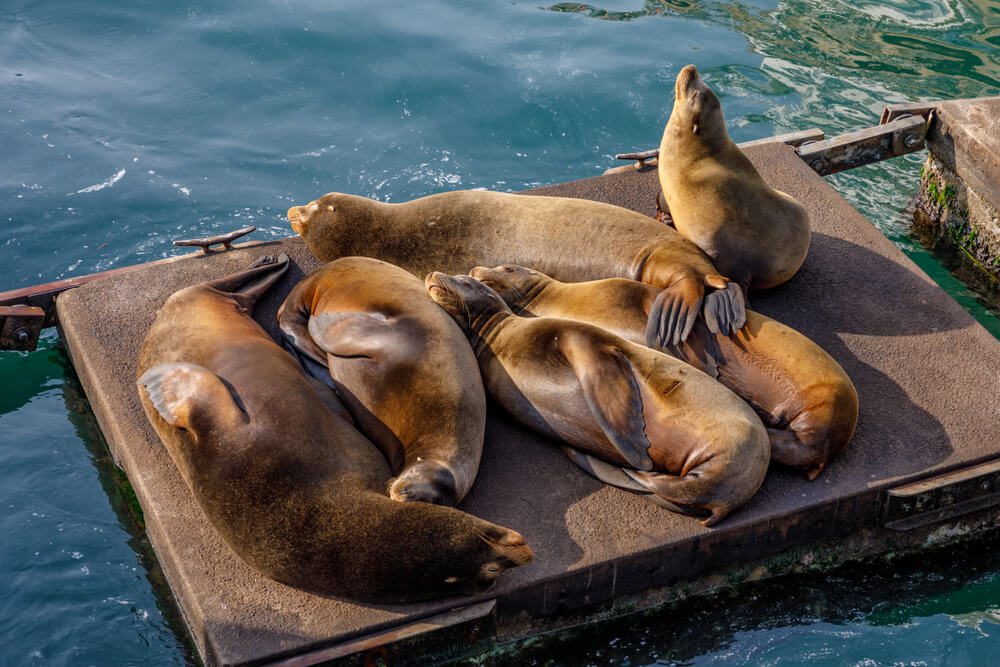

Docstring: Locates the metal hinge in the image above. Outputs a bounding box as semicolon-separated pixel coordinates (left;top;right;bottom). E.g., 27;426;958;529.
883;459;1000;531
0;305;46;351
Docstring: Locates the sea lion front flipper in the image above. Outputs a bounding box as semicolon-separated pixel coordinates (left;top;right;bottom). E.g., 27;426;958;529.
307;311;398;360
645;275;704;348
560;447;652;492
560;332;653;470
138;362;248;435
702;282;746;336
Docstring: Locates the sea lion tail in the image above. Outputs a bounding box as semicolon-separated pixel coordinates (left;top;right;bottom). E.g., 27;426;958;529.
205;254;290;311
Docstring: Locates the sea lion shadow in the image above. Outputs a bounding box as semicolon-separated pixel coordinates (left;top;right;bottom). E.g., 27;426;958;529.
750;232;961;477
753;232;969;338
460;403;595;578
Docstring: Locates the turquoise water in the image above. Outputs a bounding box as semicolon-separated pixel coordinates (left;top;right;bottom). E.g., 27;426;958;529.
1;1;998;664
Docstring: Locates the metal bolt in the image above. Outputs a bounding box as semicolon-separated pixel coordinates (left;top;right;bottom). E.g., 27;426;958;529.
901;502;913;513
981;480;992;492
903;134;920;148
810;159;823;171
14;327;30;344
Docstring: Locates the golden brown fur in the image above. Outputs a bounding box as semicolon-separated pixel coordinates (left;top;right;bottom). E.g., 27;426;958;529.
288;189;745;346
472;265;858;479
136;256;531;602
426;272;770;527
658;65;811;290
277;257;486;506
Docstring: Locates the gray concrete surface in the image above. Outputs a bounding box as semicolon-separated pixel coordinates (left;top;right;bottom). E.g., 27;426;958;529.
56;142;1000;666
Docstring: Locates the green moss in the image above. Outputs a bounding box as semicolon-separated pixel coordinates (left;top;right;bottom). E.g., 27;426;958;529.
112;465;145;530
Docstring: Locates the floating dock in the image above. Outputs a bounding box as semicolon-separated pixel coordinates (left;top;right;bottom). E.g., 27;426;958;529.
51;141;1000;666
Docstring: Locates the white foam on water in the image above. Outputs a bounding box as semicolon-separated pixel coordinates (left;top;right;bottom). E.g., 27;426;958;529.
69;168;126;195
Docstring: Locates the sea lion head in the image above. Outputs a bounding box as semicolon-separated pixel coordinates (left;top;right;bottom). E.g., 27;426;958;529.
469;264;547;311
288;192;373;240
388;459;458;506
425;271;511;333
390;507;534;599
670;64;727;141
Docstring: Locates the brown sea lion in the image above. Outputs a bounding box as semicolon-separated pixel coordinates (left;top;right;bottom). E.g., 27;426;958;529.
425;272;770;526
471;264;858;479
277;257;487;506
658;64;811;291
136;255;532;603
288;189;746;346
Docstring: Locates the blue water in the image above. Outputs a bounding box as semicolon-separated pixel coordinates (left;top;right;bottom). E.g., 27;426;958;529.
1;1;998;665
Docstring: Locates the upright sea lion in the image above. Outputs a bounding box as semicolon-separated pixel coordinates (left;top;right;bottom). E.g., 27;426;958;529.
288;189;746;346
277;257;486;506
136;256;532;602
425;272;770;526
471;265;858;479
658;65;811;291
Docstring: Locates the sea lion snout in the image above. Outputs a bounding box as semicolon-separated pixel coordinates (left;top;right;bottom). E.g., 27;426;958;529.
675;64;699;98
287;204;312;235
388;460;458;506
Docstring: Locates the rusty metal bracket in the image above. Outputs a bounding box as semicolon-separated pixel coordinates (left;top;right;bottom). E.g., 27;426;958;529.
0;305;46;351
796;114;927;176
173;225;256;254
879;101;937;125
609;128;826;174
883;459;1000;531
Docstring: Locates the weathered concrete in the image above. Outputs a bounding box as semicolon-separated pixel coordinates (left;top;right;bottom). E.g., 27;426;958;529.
916;96;1000;276
56;142;1000;666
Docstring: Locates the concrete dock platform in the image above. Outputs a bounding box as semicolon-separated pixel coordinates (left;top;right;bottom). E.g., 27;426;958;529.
56;142;1000;666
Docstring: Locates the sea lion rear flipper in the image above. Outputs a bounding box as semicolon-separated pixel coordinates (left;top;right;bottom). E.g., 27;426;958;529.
307;311;398;360
206;254;290;312
560;332;653;470
645;275;704;348
702;282;746;336
560;447;651;493
624;469;721;526
277;286;333;380
138;362;248;435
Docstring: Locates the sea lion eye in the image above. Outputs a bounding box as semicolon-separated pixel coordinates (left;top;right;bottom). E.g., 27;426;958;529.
486;565;501;574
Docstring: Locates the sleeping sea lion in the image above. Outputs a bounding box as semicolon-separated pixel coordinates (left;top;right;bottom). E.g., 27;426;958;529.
288;189;746;346
425;272;770;526
136;255;532;602
277;257;486;506
471;265;858;479
658;64;811;291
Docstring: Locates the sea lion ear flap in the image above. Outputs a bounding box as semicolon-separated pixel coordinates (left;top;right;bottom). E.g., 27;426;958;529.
559;331;653;470
138;363;248;436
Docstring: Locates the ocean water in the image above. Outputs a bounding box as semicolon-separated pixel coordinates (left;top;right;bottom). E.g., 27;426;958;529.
1;1;998;665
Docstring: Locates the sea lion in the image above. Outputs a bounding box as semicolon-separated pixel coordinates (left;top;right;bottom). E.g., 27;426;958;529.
658;64;811;291
425;272;770;526
288;189;746;346
136;255;532;602
471;265;858;479
277;257;486;506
